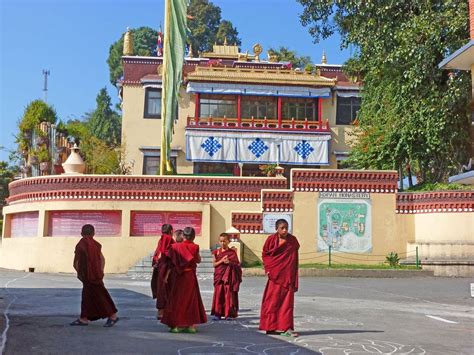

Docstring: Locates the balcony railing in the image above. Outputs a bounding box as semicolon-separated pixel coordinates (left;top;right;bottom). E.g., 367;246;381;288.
186;116;330;132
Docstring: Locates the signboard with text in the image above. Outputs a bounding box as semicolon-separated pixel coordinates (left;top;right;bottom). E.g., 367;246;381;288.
263;213;293;234
48;211;121;237
131;211;202;236
318;192;372;253
10;211;39;238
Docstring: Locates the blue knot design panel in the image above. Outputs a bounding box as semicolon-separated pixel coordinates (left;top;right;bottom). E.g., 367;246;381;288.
294;140;314;159
201;137;222;157
248;138;269;158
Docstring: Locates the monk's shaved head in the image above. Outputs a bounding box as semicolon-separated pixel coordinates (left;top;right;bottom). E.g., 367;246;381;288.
81;224;95;237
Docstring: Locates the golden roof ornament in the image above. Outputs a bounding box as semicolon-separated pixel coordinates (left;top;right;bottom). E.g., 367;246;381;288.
267;51;278;63
123;27;134;56
321;50;327;65
253;43;262;62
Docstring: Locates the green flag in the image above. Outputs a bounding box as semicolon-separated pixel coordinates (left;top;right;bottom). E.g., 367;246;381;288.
160;0;187;175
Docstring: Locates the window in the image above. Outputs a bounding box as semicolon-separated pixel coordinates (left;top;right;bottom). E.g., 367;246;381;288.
199;94;237;118
281;98;318;120
144;88;161;118
143;156;176;175
193;162;234;175
336;96;361;125
241;96;277;119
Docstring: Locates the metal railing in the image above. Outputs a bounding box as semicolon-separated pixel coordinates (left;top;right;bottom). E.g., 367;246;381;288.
186;116;330;132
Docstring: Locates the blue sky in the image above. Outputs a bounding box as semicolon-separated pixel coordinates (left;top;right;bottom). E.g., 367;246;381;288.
0;0;351;162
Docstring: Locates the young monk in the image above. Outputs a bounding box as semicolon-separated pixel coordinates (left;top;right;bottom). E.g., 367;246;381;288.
70;224;119;327
211;233;242;321
174;229;184;243
151;224;175;320
161;227;207;333
259;219;300;337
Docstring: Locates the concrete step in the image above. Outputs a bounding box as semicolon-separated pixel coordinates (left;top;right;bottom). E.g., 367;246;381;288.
127;249;214;276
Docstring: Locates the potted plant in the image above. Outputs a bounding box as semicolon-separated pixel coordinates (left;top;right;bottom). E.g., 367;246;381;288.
28;150;39;165
37;147;51;172
259;164;277;177
36;131;49;146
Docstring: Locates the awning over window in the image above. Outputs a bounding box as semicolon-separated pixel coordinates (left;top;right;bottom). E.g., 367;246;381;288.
186;130;330;165
187;82;331;98
336;91;360;98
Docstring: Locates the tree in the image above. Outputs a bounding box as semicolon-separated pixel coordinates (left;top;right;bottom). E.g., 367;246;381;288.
187;0;241;55
65;119;121;175
267;47;311;69
0;161;17;231
87;88;121;146
298;0;471;183
16;100;58;161
106;1;241;85
215;20;240;46
107;27;158;85
18;100;57;133
0;161;16;206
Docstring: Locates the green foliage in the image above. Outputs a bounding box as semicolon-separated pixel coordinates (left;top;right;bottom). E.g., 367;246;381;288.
107;1;241;85
0;161;16;207
406;182;472;192
16;100;57;162
87;87;121;146
259;163;277;176
64;88;122;175
18;100;57;133
65;119;121;174
300;263;418;270
107;27;158;85
267;47;311;69
385;252;401;267
188;0;241;55
241;260;262;268
79;136;121;174
298;0;471;183
35;146;50;163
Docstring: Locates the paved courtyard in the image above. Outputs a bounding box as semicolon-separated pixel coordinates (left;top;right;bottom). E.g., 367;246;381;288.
0;269;472;354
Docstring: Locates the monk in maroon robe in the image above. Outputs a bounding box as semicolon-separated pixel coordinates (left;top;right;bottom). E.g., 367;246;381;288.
71;224;118;327
259;219;299;337
161;227;207;333
211;233;242;320
151;224;175;319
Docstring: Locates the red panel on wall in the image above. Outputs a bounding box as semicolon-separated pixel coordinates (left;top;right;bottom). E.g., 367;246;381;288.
131;211;202;236
10;211;39;237
48;211;122;237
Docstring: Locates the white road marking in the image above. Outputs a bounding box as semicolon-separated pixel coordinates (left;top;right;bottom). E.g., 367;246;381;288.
426;315;458;324
1;274;31;354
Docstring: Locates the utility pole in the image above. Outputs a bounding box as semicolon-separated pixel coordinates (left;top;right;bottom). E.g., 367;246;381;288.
42;69;50;102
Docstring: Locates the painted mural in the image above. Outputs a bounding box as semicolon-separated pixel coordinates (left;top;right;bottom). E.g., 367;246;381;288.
318;193;372;253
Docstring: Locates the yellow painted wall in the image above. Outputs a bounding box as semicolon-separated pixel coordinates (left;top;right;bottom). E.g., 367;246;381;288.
121;86;194;175
1;200;210;273
122;85;355;173
2;190;473;272
241;191;408;266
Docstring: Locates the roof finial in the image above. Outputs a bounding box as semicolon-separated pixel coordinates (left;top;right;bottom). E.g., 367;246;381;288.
321;50;327;64
123;27;134;56
224;37;228;46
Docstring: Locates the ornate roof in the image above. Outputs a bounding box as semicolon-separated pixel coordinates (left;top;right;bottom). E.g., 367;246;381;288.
187;66;336;87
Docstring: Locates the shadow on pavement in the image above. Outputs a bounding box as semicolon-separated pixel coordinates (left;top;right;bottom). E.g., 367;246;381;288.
2;287;322;354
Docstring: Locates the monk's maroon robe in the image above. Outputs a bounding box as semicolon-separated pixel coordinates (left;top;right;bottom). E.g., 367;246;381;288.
151;234;175;309
259;233;299;332
211;248;242;319
161;240;207;328
73;237;117;321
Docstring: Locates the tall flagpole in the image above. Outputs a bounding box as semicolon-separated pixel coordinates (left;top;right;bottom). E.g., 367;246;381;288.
160;0;171;175
160;0;187;175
